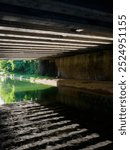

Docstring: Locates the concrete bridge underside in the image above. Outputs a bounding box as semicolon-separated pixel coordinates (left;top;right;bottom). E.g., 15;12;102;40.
0;1;113;149
0;0;112;59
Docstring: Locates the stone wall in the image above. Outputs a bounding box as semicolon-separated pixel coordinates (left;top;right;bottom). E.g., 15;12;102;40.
55;50;113;81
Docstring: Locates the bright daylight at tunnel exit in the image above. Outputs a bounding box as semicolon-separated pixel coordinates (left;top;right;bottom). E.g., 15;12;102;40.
0;0;113;150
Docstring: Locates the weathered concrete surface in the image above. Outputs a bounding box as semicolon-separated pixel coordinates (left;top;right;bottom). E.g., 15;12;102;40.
34;78;112;95
0;0;112;59
57;79;112;95
34;78;58;87
55;50;113;81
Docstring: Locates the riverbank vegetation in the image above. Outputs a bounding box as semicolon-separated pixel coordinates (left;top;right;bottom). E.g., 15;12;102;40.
0;60;40;74
0;60;56;104
0;60;52;80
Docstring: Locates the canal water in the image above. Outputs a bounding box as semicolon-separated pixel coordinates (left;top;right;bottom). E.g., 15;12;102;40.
0;77;113;149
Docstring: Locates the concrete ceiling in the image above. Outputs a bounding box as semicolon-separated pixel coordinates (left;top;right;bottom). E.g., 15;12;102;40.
0;0;113;59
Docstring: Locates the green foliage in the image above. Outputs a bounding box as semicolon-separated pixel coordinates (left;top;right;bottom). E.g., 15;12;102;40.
0;60;40;75
0;60;14;72
0;78;51;104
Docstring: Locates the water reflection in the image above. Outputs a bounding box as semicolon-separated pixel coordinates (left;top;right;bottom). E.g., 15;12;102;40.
0;77;52;104
0;77;112;115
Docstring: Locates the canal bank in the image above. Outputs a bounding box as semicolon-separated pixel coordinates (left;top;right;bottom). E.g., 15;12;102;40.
1;73;113;94
0;75;113;115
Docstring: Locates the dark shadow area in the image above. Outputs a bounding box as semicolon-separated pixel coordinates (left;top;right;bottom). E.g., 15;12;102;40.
0;100;112;150
0;78;112;149
38;86;113;141
0;104;18;150
39;60;58;77
55;0;113;13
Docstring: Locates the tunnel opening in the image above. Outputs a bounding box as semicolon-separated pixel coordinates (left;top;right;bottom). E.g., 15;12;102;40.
0;0;113;149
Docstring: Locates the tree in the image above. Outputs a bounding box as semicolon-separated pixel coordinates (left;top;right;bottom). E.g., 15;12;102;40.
0;60;40;75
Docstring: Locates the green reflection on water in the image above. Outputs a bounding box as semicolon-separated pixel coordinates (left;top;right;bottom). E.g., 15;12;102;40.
0;77;52;104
